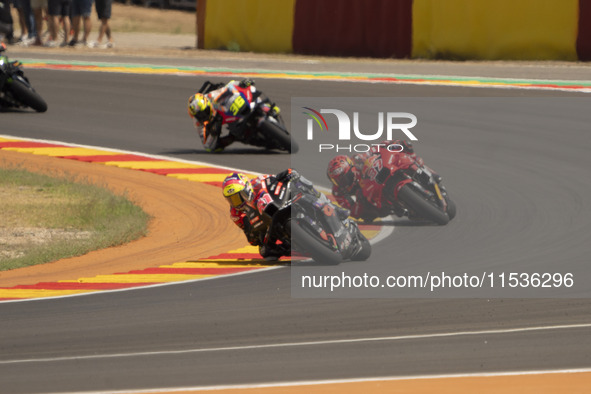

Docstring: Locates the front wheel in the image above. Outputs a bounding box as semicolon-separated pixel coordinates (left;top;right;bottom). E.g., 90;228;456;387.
289;219;342;265
397;184;449;225
7;78;47;112
258;119;299;153
445;197;457;220
351;235;371;261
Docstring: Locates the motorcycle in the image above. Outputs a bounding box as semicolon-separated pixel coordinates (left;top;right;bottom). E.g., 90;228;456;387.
264;172;371;265
198;80;298;153
0;43;47;112
360;149;456;225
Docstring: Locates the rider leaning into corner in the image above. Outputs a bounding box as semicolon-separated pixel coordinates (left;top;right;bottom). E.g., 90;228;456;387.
187;78;279;153
222;169;349;261
327;139;442;222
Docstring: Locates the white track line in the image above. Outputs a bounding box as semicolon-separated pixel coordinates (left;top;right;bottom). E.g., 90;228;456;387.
52;368;591;394
2;322;591;365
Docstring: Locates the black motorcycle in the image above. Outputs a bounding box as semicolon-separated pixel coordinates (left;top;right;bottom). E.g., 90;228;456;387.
265;172;371;265
0;44;47;112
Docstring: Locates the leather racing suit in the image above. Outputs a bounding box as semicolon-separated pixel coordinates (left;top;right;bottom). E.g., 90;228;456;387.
228;169;296;260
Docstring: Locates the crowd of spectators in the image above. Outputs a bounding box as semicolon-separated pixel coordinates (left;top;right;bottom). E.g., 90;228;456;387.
0;0;113;48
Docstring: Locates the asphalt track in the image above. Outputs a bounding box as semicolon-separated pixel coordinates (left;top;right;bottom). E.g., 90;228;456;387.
1;55;591;393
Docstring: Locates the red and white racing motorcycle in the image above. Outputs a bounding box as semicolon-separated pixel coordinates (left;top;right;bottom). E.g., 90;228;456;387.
360;148;456;225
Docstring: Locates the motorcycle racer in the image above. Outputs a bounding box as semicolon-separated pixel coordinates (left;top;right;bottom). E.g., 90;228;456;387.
327;140;430;222
221;170;294;260
187;79;280;153
327;155;389;223
223;169;350;260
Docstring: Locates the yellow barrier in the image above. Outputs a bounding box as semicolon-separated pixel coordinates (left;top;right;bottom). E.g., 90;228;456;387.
203;0;296;53
412;0;578;60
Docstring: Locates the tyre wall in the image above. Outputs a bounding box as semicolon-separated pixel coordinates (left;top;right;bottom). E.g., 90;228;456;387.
197;0;591;61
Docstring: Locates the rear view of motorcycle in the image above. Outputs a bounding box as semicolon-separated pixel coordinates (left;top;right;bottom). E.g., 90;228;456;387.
0;44;47;112
361;148;456;225
393;161;456;225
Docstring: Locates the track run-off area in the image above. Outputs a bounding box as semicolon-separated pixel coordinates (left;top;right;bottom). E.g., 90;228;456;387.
1;54;591;393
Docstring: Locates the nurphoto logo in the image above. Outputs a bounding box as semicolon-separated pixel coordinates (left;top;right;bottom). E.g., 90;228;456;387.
303;107;418;152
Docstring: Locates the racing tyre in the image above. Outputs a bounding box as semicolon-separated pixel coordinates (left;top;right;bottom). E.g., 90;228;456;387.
8;78;47;112
289;219;342;265
445;197;457;220
397;184;449;225
351;235;371;261
258;119;299;153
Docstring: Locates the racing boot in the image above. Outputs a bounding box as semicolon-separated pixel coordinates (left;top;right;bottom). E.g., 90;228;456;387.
391;203;408;218
239;78;255;88
433;173;443;184
215;135;234;152
259;244;284;262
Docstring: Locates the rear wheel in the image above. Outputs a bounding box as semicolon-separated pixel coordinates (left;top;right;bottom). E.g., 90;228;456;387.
397;184;449;225
8;78;47;112
258;119;299;153
289;219;342;265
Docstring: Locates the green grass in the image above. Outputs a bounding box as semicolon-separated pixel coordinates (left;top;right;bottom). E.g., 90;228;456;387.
0;166;151;271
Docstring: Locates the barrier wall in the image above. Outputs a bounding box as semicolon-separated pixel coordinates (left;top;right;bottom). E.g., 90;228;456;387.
197;0;591;61
292;0;411;58
412;0;578;61
200;0;295;53
577;0;591;61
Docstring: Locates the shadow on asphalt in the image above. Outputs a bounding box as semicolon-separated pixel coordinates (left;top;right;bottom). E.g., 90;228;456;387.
160;148;289;156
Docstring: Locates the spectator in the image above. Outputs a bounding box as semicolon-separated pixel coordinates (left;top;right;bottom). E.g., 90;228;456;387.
0;0;15;43
11;0;27;42
46;0;70;46
89;0;112;48
30;0;48;45
14;0;36;44
10;0;27;41
69;0;92;47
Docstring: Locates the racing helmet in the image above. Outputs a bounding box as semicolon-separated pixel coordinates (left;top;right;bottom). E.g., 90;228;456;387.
222;172;254;211
327;155;358;192
188;93;213;122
